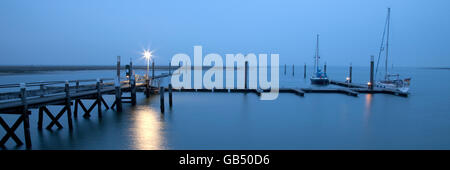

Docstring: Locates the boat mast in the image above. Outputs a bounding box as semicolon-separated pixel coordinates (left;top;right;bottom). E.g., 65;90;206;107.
385;8;391;80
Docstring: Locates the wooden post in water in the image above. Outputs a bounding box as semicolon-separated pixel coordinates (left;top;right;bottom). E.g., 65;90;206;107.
20;83;31;148
145;77;150;98
160;86;165;113
349;63;352;83
130;60;136;106
152;61;155;79
65;81;73;130
245;61;248;89
292;64;295;76
115;56;122;112
117;56;121;77
73;80;80;118
369;56;374;90
96;79;102;118
115;77;122;112
169;84;173;108
324;62;327;74
284;64;286;75
304;64;306;79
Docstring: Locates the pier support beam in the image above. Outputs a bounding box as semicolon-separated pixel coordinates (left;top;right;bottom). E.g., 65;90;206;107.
20;83;31;148
73;80;80;118
114;77;122;112
145;77;150;98
292;64;295;76
304;64;306;79
65;81;73;130
349;63;352;83
152;61;155;79
169;84;173;108
96;79;102;118
130;61;136;106
369;55;374;90
245;61;248;90
160;86;165;113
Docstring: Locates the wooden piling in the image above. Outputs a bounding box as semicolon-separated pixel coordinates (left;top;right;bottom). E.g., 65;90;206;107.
292;64;295;76
117;56;121;77
20;83;31;148
245;61;248;89
65;81;73;130
304;64;306;78
160;86;165;113
324;62;327;74
115;56;122;112
130;61;136;106
349;63;352;83
115;77;122;112
38;106;43;130
284;64;286;75
169;84;173;108
96;79;102;118
370;56;374;90
145;77;150;98
152;61;155;79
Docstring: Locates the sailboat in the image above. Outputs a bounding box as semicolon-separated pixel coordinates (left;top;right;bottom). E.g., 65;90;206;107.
375;8;411;93
310;34;330;85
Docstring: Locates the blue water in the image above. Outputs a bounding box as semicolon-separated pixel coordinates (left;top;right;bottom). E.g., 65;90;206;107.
0;66;449;149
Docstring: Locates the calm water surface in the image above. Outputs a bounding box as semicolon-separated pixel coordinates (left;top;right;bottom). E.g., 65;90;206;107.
0;66;449;149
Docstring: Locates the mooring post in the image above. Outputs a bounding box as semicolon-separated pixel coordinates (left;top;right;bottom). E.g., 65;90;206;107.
114;77;122;112
284;64;286;75
169;84;173;108
349;63;353;83
20;83;31;148
115;56;122;112
117;56;121;78
65;80;73;130
370;56;374;90
73;80;80;118
160;86;165;113
96;78;102;118
292;64;295;76
324;62;327;74
38;106;43;130
304;63;306;79
130;60;136;106
245;61;248;89
145;76;150;98
152;61;155;79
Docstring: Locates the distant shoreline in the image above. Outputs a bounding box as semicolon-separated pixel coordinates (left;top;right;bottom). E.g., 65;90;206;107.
0;65;179;74
0;65;448;74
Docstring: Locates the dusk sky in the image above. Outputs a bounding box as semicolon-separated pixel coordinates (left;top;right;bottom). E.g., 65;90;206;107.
0;0;449;67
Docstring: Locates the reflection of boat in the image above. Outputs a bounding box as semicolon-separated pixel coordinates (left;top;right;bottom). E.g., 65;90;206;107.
310;34;329;85
375;8;411;92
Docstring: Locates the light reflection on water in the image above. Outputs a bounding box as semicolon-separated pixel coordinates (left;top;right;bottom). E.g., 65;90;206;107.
131;106;165;150
364;94;373;125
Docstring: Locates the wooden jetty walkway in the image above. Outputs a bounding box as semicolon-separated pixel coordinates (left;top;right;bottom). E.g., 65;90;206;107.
0;57;409;149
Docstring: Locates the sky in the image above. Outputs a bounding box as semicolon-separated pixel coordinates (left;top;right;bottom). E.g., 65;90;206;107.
0;0;449;67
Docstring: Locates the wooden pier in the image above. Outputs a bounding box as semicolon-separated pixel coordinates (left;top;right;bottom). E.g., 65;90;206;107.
0;58;409;149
